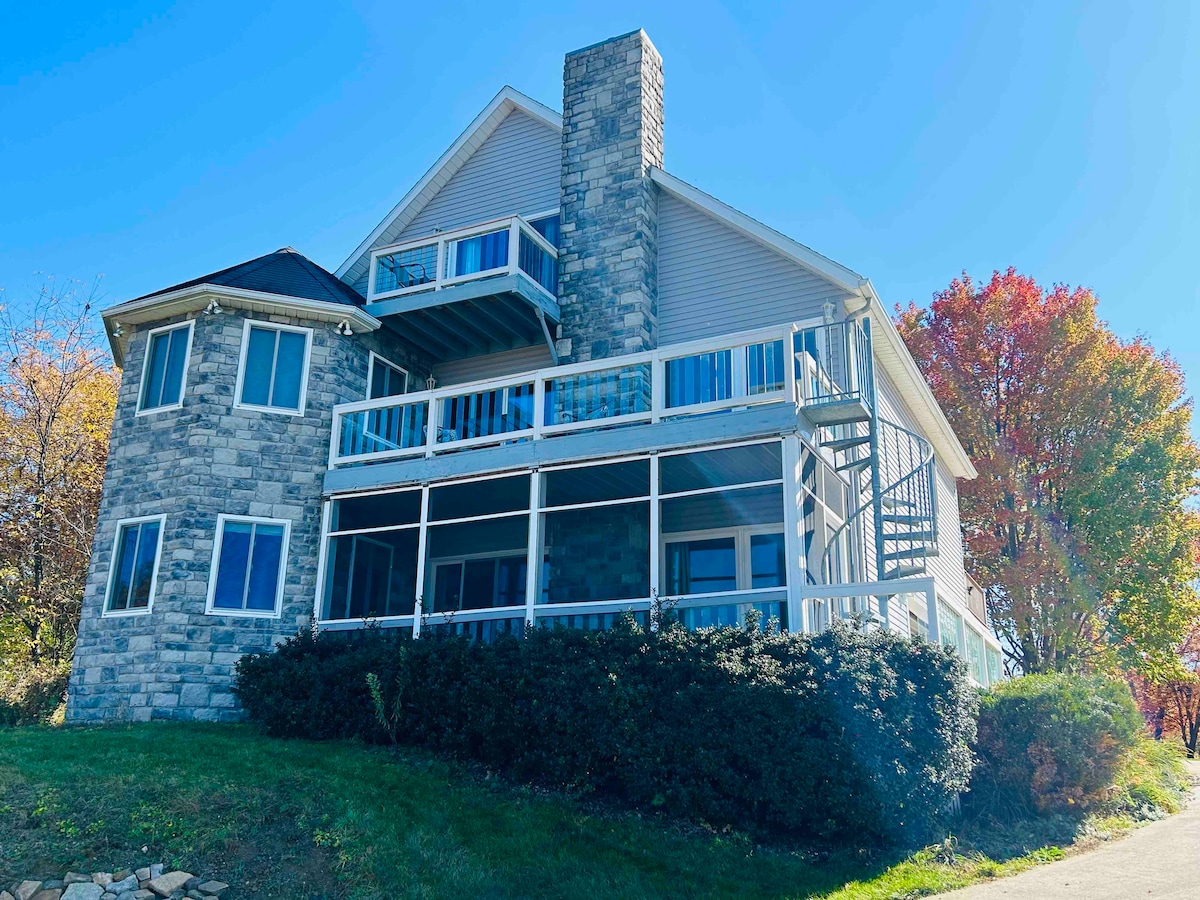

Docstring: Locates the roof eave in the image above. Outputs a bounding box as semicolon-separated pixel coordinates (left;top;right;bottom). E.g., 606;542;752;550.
101;284;381;367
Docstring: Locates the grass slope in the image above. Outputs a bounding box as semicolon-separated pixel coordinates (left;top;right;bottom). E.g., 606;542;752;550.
0;724;1187;899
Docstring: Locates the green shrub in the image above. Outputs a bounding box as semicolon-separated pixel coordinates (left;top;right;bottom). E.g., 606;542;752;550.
0;660;70;726
969;674;1143;818
235;619;977;846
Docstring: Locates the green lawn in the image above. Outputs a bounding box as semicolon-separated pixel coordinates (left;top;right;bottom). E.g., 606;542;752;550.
0;724;1172;899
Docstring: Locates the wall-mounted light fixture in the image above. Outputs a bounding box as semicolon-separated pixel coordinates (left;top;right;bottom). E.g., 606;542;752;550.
336;320;354;336
203;299;223;316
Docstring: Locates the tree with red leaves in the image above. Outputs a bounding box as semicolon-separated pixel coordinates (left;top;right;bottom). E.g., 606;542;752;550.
1132;624;1200;757
897;269;1200;676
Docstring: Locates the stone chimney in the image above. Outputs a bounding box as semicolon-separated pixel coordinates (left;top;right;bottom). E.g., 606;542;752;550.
557;30;664;362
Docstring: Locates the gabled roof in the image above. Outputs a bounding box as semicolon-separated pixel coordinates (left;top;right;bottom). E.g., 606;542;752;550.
335;86;562;287
135;247;365;307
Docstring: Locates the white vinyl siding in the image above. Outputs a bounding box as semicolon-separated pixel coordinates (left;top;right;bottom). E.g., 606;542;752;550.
432;344;554;387
657;192;853;344
394;111;561;245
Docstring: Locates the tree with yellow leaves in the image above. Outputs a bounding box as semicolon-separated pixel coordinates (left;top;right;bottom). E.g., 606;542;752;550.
0;280;117;669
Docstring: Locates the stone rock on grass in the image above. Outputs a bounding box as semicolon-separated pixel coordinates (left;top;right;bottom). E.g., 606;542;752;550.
194;885;226;898
91;876;112;889
16;882;43;900
147;869;162;883
62;887;104;900
29;890;62;900
107;875;138;896
143;874;191;900
2;891;15;900
63;877;90;887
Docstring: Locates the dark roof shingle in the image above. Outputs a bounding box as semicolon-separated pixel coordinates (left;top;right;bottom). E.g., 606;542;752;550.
134;248;364;307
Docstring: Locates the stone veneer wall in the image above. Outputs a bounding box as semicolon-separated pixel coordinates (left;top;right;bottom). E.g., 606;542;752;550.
557;29;664;362
67;309;430;722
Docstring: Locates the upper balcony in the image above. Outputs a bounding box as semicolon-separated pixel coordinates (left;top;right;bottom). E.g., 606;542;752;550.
366;215;560;361
329;319;874;472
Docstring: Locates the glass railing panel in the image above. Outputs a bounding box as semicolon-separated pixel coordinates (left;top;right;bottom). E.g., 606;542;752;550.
437;382;535;443
374;244;437;294
337;399;429;459
747;339;786;395
446;228;509;279
518;231;557;296
663;348;732;408
543;362;652;427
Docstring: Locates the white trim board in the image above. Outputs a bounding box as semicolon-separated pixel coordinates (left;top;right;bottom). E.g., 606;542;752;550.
101;285;380;368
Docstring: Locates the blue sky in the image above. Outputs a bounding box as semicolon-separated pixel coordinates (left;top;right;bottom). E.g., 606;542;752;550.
2;1;1197;432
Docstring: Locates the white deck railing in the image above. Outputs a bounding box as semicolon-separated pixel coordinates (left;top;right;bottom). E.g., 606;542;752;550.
330;320;872;467
367;215;558;303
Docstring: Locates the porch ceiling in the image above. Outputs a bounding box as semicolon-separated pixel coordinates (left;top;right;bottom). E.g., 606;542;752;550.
368;274;560;362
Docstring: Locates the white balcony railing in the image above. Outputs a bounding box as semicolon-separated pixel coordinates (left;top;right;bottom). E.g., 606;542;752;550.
333;324;828;466
367;216;558;304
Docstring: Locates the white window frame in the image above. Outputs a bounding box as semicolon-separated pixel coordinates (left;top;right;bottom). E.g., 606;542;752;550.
103;514;167;617
367;351;409;399
135;321;194;416
205;514;291;619
659;524;787;595
233;320;313;416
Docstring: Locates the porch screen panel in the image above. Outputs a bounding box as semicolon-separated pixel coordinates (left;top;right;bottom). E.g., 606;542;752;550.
540;502;650;604
425;515;529;612
322;530;419;620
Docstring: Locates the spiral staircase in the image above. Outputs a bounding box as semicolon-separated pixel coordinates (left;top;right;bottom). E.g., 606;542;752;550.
797;319;940;596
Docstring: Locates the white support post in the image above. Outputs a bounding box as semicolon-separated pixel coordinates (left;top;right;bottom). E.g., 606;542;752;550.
425;391;440;458
785;325;799;406
731;344;747;400
650;350;664;423
925;583;940;644
525;472;541;628
781;435;808;633
412;485;431;639
649;452;661;622
435;237;447;290
532;376;546;439
312;498;332;626
507;218;521;278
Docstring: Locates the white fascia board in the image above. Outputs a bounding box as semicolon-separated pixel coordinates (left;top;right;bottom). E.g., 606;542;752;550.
861;280;977;479
335;86;563;282
101;285;381;367
648;167;867;296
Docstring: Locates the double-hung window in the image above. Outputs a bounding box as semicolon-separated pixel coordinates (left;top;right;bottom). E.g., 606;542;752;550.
236;322;312;414
368;353;408;399
137;322;193;413
207;515;290;617
105;516;165;615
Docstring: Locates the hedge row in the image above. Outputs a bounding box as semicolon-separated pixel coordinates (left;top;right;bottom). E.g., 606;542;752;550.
235;618;977;845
